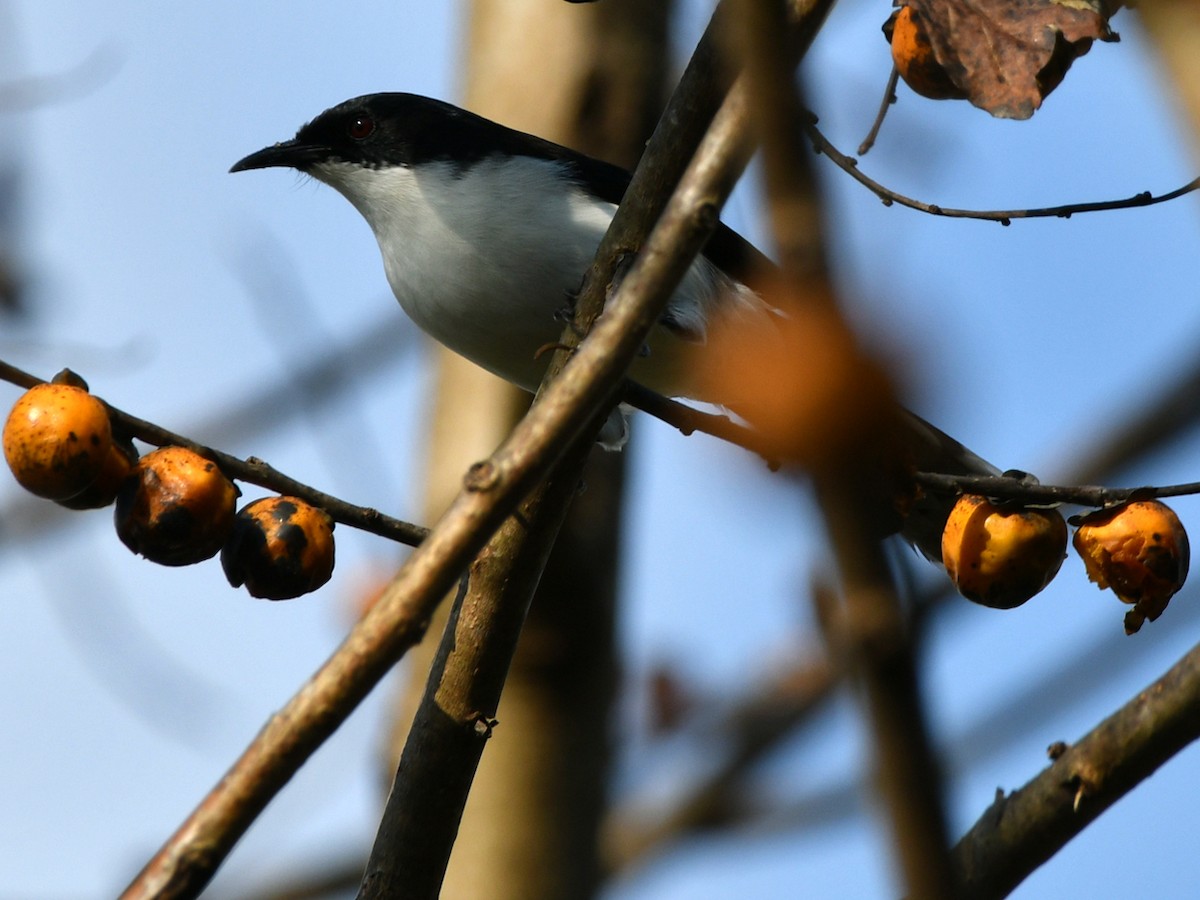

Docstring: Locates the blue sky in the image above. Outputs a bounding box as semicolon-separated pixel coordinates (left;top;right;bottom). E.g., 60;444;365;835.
2;1;1200;897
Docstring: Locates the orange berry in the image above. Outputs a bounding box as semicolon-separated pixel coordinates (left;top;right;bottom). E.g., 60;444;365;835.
222;496;335;600
3;383;113;500
942;494;1067;608
1073;500;1190;634
885;6;967;101
115;446;238;566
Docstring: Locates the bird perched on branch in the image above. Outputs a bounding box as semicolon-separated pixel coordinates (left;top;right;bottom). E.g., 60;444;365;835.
231;92;997;558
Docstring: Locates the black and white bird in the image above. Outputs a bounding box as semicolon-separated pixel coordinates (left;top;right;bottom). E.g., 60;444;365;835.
230;92;780;407
231;92;996;554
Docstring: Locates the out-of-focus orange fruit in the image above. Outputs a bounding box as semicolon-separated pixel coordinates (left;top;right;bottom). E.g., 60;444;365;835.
1073;500;1190;634
884;6;967;101
3;383;113;500
115;446;238;566
942;493;1067;608
689;292;897;472
221;496;335;600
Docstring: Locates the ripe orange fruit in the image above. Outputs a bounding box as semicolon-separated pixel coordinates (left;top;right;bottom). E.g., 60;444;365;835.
115;446;238;566
3;383;113;500
221;496;335;600
942;494;1067;608
1073;500;1190;634
885;6;967;101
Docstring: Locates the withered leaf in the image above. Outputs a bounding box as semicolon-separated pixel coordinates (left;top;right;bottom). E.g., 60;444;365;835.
903;0;1121;119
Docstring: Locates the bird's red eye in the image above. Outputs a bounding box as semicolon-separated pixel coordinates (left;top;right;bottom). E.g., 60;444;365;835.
348;115;375;140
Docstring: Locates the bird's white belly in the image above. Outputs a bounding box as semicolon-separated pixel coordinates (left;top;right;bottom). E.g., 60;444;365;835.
314;154;745;399
384;225;603;390
325;157;609;390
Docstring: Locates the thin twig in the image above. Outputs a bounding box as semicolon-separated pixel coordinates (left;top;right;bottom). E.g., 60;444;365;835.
913;470;1200;508
805;115;1200;223
620;381;780;463
858;66;900;156
12;343;1200;560
0;359;430;547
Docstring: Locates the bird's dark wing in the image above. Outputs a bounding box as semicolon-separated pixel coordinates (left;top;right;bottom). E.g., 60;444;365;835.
542;141;774;291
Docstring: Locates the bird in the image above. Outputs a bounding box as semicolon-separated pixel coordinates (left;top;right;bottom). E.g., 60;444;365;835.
230;92;997;557
230;92;779;404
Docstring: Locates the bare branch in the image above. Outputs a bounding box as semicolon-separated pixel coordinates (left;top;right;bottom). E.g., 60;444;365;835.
951;638;1200;899
805;115;1200;223
358;0;783;882
858;66;900;156
1062;328;1200;485
358;431;599;898
0;358;430;547
0;43;120;110
914;470;1200;508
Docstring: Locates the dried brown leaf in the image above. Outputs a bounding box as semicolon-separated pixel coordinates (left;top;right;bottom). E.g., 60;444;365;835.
904;0;1120;119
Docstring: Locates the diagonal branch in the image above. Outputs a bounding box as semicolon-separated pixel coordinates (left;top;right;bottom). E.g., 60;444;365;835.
118;131;735;894
602;649;838;872
951;637;1200;899
355;3;755;895
355;0;811;877
356;428;601;899
119;0;820;891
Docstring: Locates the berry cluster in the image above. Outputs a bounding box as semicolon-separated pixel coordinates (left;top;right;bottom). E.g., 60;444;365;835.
4;374;335;600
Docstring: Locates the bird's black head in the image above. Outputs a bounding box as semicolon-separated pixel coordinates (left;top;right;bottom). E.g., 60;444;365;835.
230;92;566;175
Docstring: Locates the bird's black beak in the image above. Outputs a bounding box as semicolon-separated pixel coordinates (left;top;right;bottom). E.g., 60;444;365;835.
230;139;328;173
